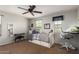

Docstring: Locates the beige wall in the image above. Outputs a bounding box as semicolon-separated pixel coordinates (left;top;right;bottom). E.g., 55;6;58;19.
30;9;79;32
0;10;28;45
29;9;79;45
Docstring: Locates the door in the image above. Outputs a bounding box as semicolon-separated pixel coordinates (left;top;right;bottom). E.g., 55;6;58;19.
54;21;62;43
8;24;14;40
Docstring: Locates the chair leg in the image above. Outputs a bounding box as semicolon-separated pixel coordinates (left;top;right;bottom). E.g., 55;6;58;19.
66;47;69;51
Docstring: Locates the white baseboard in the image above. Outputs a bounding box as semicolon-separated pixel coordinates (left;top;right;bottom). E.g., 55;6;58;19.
0;40;13;46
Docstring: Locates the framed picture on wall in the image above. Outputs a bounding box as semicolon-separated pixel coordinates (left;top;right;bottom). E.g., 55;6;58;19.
44;23;50;29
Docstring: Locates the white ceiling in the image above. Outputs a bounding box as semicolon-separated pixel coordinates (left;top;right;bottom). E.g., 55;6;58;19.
0;5;78;19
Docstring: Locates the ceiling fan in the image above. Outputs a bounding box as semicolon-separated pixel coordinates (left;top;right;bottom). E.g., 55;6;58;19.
18;5;42;16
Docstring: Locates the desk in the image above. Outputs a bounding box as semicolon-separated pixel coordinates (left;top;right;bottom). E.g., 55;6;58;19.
63;31;79;41
63;32;79;34
63;31;79;48
63;31;79;39
61;31;79;51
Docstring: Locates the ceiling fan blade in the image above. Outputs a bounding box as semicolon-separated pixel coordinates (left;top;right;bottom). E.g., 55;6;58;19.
30;12;34;16
33;11;42;13
18;7;28;11
22;12;29;14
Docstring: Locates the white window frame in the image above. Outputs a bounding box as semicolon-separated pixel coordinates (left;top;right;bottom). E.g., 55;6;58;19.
35;20;42;32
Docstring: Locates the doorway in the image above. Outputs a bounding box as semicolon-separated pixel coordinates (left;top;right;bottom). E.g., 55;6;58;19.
54;21;62;43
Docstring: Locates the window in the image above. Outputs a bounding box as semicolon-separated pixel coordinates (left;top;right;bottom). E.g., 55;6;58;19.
53;15;63;25
54;21;62;25
35;20;42;32
36;20;42;27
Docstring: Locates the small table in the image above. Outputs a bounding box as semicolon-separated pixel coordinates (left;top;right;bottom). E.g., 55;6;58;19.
14;33;25;42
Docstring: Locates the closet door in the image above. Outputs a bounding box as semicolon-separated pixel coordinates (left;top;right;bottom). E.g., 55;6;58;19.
8;24;14;40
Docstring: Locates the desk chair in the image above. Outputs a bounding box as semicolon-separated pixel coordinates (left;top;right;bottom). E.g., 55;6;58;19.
60;32;75;51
